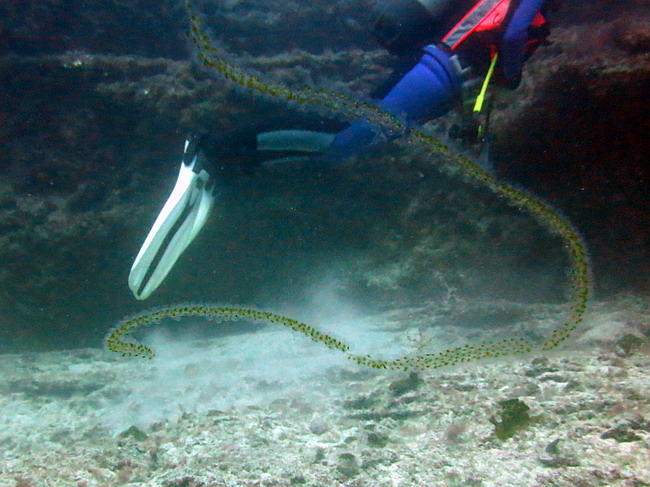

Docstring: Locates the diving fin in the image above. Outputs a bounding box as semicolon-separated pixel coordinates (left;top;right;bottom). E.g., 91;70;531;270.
128;136;215;300
257;130;335;153
257;130;335;166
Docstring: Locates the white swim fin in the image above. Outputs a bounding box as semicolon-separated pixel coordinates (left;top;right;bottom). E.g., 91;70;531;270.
128;136;215;300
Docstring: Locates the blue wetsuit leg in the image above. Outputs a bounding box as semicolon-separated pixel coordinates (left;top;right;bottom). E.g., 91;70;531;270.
328;45;462;158
501;0;546;86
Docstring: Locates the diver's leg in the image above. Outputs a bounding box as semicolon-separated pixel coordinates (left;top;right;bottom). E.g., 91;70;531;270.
328;45;463;158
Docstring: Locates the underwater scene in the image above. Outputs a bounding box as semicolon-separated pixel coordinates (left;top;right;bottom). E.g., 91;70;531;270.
1;0;649;485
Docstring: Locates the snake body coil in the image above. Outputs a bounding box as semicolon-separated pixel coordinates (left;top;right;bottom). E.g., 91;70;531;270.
106;2;591;370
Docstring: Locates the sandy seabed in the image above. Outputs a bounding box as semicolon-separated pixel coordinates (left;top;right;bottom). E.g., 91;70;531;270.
0;295;648;487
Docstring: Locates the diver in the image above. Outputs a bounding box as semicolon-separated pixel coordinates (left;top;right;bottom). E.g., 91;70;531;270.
129;0;554;300
331;0;552;156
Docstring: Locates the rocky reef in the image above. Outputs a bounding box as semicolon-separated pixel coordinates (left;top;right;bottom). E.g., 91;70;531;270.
0;0;648;352
491;2;650;293
0;295;648;486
